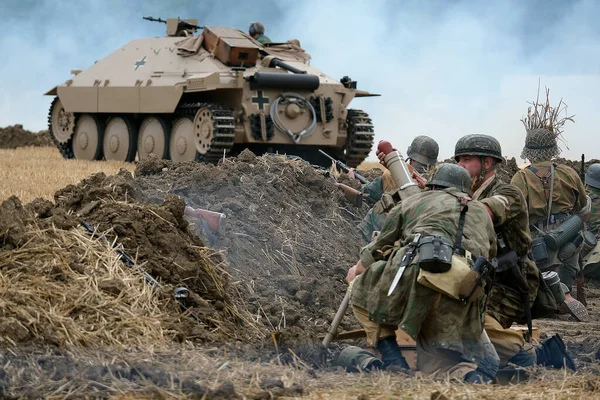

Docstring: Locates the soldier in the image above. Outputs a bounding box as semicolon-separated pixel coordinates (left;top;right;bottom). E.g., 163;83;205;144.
583;163;600;279
248;22;272;44
455;134;575;371
511;127;590;320
346;163;499;383
585;163;600;236
354;136;439;241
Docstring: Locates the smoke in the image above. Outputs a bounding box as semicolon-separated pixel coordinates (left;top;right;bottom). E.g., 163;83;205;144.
1;0;599;160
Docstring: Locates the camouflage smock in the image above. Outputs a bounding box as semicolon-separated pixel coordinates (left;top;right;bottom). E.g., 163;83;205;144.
587;186;600;236
350;188;496;361
511;162;587;226
473;173;539;328
359;166;425;242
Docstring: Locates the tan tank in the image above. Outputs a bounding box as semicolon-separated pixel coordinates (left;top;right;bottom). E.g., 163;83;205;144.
45;17;378;166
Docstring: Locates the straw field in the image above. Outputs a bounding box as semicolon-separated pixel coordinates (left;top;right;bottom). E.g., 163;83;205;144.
0;146;134;203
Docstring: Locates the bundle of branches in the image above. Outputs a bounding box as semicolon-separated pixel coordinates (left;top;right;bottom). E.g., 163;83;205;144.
521;85;575;138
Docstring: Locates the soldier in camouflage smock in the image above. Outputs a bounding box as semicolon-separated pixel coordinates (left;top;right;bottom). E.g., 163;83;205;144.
357;136;439;242
583;163;600;280
454;135;573;371
348;163;498;383
511;128;590;319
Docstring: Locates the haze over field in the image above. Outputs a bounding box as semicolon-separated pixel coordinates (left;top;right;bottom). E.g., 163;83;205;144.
0;0;598;160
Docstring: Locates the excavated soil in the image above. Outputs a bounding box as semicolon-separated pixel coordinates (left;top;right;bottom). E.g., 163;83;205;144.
0;124;53;148
134;152;370;346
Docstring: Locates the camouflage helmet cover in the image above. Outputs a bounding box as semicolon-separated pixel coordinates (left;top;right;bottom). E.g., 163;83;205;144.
521;127;560;162
454;134;504;163
585;163;600;189
426;163;472;194
407;135;439;166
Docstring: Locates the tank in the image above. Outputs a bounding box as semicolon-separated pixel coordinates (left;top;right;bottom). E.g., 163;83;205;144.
45;17;378;167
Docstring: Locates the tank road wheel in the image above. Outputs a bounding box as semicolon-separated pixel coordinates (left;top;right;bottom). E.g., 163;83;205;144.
103;116;137;161
48;97;75;159
137;116;170;160
179;102;235;164
169;116;196;162
73;114;105;160
193;107;215;156
344;109;375;167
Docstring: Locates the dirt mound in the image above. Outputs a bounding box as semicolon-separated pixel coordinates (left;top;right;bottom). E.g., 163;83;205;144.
0;171;261;348
0;124;53;149
134;151;368;340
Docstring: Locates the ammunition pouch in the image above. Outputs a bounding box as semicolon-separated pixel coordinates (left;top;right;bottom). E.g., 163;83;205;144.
417;235;453;273
530;236;549;265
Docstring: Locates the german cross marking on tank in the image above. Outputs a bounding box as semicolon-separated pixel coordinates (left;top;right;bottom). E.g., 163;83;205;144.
251;91;269;111
134;56;147;70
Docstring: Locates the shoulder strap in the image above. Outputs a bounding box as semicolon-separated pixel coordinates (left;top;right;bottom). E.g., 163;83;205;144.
454;196;470;254
545;163;556;228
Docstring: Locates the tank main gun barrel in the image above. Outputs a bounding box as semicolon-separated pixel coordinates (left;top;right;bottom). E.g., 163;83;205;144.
269;58;307;74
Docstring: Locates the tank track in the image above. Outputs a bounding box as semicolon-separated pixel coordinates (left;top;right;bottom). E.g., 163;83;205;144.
345;109;374;167
48;97;75;159
178;102;236;164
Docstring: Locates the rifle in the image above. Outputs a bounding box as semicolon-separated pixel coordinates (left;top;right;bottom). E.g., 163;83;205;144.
80;221;202;323
581;154;586;184
318;149;367;184
336;183;366;207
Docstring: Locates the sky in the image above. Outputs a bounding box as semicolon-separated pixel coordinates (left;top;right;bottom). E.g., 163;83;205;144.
0;0;599;161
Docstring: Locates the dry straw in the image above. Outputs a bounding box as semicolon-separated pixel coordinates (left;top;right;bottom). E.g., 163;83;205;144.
521;84;575;140
0;223;177;348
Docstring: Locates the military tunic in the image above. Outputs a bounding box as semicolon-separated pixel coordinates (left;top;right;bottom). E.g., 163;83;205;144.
350;188;496;362
511;162;588;288
473;174;539;328
511;162;587;226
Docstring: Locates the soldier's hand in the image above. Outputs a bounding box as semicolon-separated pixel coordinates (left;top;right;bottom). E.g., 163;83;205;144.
412;171;427;189
346;260;365;283
347;168;356;179
376;149;387;167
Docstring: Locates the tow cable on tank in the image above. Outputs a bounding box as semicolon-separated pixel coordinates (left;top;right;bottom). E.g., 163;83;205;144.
270;92;317;144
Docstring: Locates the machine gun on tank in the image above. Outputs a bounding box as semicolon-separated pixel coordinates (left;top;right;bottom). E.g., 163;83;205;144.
143;16;203;36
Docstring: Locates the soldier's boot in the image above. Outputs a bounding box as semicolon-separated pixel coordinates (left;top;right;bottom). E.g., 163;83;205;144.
463;351;499;384
535;334;576;371
376;336;410;371
336;345;383;372
558;283;589;322
507;347;535;367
